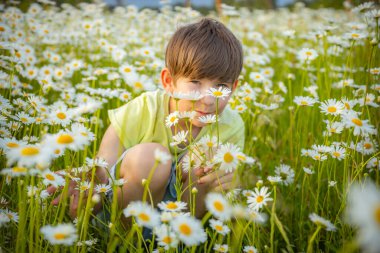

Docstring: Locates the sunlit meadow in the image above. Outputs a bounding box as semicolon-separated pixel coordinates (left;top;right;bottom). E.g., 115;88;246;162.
0;0;379;252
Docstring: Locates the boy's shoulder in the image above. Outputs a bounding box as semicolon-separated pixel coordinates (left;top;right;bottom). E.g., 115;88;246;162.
127;89;166;107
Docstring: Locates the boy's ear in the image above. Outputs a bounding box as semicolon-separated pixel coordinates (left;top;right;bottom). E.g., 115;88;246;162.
231;79;239;92
161;68;174;92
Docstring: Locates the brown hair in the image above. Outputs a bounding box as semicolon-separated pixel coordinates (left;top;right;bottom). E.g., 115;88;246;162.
165;18;243;84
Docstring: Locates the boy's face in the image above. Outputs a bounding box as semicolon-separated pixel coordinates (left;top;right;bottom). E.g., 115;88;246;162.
161;68;238;128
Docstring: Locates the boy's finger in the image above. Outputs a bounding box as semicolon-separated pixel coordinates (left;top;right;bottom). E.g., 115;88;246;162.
194;167;205;177
212;182;233;192
69;192;80;219
51;194;62;206
211;173;234;187
46;185;57;194
198;170;233;184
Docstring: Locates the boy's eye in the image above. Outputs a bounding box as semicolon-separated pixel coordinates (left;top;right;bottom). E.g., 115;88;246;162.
190;80;200;84
217;83;229;88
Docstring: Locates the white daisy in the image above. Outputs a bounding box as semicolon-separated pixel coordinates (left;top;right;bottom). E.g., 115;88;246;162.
198;114;217;124
214;243;228;252
319;99;345;115
154;148;171;165
170;215;207;246
214;143;241;172
154;224;179;250
40;223;78;245
170;131;188;147
329;146;346;160
294;96;318;106
209;218;230;235
342;112;377;136
309;213;336;231
123;201;161;229
308;150;328;161
41;169;65;188
94;184;111;194
165;111;180;128
297;48;318;63
274;164;295;186
206;87;231;100
205;192;232;221
247;186;273;211
157;200;187;212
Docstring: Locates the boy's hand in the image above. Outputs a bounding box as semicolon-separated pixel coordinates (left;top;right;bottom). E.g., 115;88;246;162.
47;178;84;219
196;168;239;192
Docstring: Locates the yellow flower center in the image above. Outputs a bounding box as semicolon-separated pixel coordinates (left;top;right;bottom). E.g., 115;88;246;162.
56;112;66;120
138;213;150;222
21;147;39;156
6;142;19;148
306;51;312;56
166;202;178;210
351;33;359;38
256;195;264;203
327;106;336;113
206;141;213;148
213;201;224;212
333;152;340;157
20;117;28;123
54;233;67;240
123;94;129;99
12;167;27;173
213;91;223;97
215;225;223;231
344;103;350;109
363;143;372;149
45;174;55;181
170;117;176;123
300;101;308;106
57;134;74;144
162;236;172;244
351;118;363;126
134;82;143;89
0;26;4;32
179;223;192;236
330;128;336;133
80;185;88;191
223;152;234;163
123;67;131;73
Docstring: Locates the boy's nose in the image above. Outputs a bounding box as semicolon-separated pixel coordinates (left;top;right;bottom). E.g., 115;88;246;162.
199;94;215;107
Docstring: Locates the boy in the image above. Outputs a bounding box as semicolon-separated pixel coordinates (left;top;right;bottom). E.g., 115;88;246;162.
50;18;244;221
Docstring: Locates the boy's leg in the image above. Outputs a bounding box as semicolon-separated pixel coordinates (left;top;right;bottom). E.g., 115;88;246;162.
115;143;172;223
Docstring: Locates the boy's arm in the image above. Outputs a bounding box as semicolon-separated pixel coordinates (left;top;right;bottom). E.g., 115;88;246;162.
48;124;125;219
95;124;126;184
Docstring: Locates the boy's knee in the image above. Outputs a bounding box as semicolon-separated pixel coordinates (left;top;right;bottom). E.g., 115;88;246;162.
120;143;172;185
